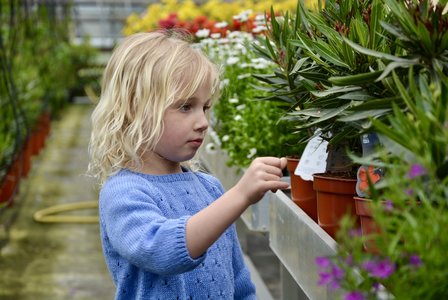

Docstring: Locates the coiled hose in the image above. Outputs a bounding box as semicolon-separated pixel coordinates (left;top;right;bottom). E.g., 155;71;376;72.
33;201;99;224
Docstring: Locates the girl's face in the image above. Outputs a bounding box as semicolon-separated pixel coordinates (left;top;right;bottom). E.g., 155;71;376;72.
143;80;212;174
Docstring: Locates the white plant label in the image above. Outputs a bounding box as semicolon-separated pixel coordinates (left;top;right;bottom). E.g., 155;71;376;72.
295;135;328;181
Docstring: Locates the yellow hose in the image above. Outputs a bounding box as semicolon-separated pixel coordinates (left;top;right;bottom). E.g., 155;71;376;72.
33;201;99;224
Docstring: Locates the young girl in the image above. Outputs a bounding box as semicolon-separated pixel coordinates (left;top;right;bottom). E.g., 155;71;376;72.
88;31;288;300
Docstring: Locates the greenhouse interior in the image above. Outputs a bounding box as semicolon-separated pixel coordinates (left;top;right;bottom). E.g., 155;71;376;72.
1;0;447;299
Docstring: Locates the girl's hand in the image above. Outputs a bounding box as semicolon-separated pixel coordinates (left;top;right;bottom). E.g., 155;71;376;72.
235;157;289;205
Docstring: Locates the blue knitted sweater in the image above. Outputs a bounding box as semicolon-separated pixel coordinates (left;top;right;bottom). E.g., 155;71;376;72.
99;168;256;300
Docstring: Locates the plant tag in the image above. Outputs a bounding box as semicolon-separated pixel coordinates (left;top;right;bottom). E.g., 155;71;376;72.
295;135;328;181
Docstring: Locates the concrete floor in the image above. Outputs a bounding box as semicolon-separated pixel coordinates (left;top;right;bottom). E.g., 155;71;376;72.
0;101;280;300
0;102;115;300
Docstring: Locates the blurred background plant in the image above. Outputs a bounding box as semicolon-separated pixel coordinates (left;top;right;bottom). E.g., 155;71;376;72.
1;0;98;194
123;0;308;37
200;30;302;168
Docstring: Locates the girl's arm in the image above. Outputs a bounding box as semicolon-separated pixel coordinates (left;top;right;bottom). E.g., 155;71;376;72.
185;156;288;258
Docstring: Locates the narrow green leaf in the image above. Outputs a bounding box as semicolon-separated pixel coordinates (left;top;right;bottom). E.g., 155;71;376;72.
312;85;361;98
393;71;417;115
369;0;382;49
337;91;374;101
330;70;383;86
343;37;419;63
337;109;391;122
376;61;414;82
290;57;309;75
314;40;351;69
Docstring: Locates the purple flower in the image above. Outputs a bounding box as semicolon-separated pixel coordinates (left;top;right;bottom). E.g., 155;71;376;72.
383;200;393;212
349;228;363;237
345;291;366;300
405;188;414;196
362;258;395;279
408;164;427;178
315;257;345;290
318;272;332;286
315;256;331;268
332;265;345;280
409;254;422;268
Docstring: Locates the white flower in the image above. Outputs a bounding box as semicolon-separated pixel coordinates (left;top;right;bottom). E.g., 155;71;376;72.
251;57;270;69
236;104;246;110
252;26;267;34
255;14;265;22
226;56;240;65
218;38;230;44
211;33;221;39
247;148;257;159
195;29;210;38
237;74;251;80
234;115;242;121
228;98;239;103
215;21;228;28
221;135;230;142
233;10;253;22
205;143;217;154
219;79;230;89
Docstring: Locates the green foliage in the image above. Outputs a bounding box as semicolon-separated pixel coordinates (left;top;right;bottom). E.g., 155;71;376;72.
319;40;448;300
0;1;98;179
200;32;303;168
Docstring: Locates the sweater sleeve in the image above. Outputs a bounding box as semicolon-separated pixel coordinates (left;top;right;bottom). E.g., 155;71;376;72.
231;225;257;299
100;178;206;275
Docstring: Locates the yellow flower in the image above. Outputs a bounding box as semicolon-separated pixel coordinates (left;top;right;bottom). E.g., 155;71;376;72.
178;0;201;20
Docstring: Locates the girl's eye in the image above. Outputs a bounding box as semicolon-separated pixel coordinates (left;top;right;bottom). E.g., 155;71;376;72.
179;104;192;112
203;106;211;112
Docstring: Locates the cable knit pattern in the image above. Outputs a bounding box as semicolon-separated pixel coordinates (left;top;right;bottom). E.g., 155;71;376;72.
99;168;256;300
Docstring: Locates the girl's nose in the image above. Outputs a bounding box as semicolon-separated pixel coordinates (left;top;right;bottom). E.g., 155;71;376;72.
195;112;209;132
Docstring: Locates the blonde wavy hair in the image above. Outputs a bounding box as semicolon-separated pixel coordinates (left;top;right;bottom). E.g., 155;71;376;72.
88;31;220;184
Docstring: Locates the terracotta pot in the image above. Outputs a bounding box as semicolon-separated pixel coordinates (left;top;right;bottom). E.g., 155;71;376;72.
313;173;357;239
0;157;21;205
355;196;381;253
22;137;32;177
286;157;318;222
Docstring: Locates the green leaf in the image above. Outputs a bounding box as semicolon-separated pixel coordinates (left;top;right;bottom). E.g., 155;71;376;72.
350;97;402;110
314;39;352;69
329;70;383;86
312;85;361;98
392;71;417;115
343;37;419;63
337;91;374;101
376;61;415;82
290;57;310;75
369;0;383;49
337;109;391;122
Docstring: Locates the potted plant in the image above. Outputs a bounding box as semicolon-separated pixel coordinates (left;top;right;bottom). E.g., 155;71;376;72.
252;0;396;237
250;5;324;221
